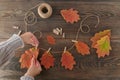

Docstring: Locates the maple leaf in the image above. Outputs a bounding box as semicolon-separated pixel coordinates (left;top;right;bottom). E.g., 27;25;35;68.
60;8;80;24
74;40;90;55
40;51;55;69
91;30;111;48
61;51;76;70
19;48;39;69
94;35;112;58
46;35;56;45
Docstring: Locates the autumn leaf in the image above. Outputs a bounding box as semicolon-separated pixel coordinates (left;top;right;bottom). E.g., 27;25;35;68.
19;48;39;69
73;40;90;55
94;35;112;58
60;8;80;24
40;51;55;69
61;51;76;70
46;35;56;45
91;30;111;48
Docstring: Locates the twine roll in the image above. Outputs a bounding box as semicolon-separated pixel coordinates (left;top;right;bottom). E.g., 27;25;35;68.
38;3;52;19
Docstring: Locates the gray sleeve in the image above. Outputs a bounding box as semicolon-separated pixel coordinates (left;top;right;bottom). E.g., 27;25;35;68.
20;75;34;80
0;34;24;66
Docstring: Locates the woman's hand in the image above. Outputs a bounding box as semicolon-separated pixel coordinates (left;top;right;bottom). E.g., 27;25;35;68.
20;32;39;47
25;57;42;77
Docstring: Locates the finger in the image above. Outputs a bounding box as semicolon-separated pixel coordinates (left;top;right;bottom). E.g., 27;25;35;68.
31;35;39;47
30;37;38;47
31;57;35;65
35;60;40;67
30;38;36;46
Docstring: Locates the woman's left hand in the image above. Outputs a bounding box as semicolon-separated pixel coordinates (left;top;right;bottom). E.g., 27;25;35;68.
20;32;39;47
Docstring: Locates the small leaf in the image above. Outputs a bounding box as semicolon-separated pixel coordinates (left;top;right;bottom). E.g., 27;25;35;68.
40;51;55;69
46;35;56;45
61;8;80;24
94;35;112;58
74;40;90;55
61;51;76;70
19;48;39;69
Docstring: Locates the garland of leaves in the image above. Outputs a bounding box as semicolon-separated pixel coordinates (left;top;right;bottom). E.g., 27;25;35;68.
24;8;100;54
20;4;111;70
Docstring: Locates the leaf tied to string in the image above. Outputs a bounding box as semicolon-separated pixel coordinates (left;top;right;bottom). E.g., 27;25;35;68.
61;47;76;70
72;40;90;55
40;48;55;69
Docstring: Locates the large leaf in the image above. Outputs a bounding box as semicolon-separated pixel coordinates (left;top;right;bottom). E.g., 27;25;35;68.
19;48;39;69
61;51;76;70
40;51;55;69
60;8;80;24
94;35;112;58
91;30;111;48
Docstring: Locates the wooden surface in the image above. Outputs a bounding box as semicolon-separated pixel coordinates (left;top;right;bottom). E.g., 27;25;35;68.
0;0;120;80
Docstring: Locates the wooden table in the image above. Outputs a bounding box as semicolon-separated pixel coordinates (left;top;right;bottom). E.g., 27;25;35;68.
0;0;120;80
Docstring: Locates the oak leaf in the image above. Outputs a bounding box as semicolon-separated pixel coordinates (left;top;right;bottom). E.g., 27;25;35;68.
61;8;80;24
40;51;55;69
19;48;39;69
61;51;76;70
46;35;56;45
74;40;90;55
94;35;112;58
91;30;111;48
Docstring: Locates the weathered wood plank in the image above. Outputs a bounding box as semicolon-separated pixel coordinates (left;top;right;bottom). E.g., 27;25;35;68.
0;0;120;80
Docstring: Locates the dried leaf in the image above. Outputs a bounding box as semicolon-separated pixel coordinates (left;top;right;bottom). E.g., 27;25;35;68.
61;51;76;70
19;48;39;69
46;35;56;45
40;51;55;69
74;41;90;55
94;35;112;58
91;30;111;48
61;8;80;24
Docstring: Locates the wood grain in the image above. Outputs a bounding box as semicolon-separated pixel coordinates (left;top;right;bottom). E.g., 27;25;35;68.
0;0;120;80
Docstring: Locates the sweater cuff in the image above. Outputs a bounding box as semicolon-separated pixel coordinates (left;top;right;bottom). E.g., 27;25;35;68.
20;75;34;80
7;34;24;49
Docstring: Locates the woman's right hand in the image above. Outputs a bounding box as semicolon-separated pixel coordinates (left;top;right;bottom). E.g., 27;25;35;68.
25;57;42;77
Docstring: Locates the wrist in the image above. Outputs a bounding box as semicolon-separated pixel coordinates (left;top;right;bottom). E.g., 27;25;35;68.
25;72;35;77
22;74;34;80
20;35;25;43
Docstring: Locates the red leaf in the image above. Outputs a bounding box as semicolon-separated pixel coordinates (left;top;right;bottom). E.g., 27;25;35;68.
19;48;39;69
46;35;56;45
61;51;76;70
61;8;80;24
74;40;90;55
40;51;55;69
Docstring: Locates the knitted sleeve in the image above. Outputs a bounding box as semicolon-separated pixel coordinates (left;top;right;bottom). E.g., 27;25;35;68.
0;34;24;66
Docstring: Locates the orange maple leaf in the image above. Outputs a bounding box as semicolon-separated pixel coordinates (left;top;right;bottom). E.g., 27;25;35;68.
46;35;56;45
94;35;112;58
61;51;76;70
40;51;55;69
74;40;90;55
91;30;111;48
19;48;39;69
60;8;80;24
